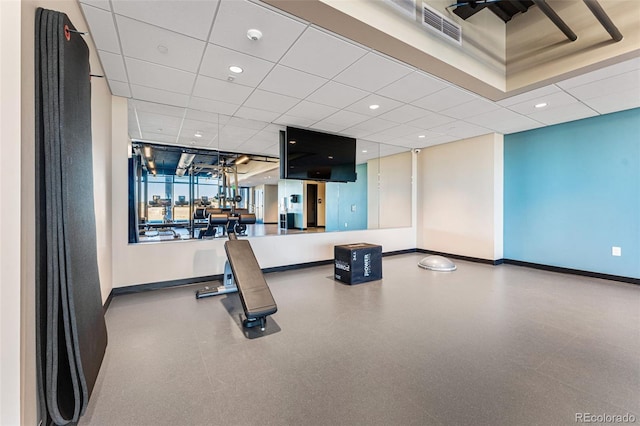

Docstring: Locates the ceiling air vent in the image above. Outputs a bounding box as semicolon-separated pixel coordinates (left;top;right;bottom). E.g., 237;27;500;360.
422;2;462;45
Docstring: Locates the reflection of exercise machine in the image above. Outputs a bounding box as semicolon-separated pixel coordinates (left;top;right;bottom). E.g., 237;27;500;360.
198;213;256;239
195;222;277;331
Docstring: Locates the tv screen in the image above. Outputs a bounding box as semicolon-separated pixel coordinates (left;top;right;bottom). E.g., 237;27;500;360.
280;127;357;182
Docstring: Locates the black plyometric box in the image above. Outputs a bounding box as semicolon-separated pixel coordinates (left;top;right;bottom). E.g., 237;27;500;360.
334;243;382;285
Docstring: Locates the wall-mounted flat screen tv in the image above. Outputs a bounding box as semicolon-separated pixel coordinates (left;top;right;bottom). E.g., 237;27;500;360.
279;127;357;182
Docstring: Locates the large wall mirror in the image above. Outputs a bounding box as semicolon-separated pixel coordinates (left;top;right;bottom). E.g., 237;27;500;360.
128;107;412;243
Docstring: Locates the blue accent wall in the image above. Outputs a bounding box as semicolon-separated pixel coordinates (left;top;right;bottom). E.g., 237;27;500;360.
504;108;640;278
325;163;368;232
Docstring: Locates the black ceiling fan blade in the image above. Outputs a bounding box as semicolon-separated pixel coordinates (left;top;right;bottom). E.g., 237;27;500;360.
447;0;503;9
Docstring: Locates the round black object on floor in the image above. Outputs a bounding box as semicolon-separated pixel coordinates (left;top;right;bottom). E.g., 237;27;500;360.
418;255;457;272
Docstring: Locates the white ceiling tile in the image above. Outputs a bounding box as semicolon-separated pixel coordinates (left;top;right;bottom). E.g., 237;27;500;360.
175;136;214;148
284;101;338;121
185;108;222;123
81;4;120;54
280;26;367;79
125;58;196;94
98;50;127;81
378;144;410;156
219;126;259;148
556;57;640;90
439;98;501;119
260;144;280;157
391;130;443;146
139;131;178;144
130;84;190;107
378;104;431;123
343;117;397;138
406;112;456;129
188;96;239;115
334;52;413;92
429;121;493;139
234;106;281;123
192;75;254;104
133;100;186;117
243;89;300;113
365;124;425;143
310;122;348;134
527;103;598;125
563;71;640;101
411;86;478;112
140;125;180;138
508;91;578;115
111;0;218;40
258;65;327;99
497;85;560;107
306;81;368;109
180;119;219;134
273;115;316;128
466;107;542;134
345;94;402;117
80;0;111;11
238;138;279;154
200;43;275;87
376;71;449;103
137;111;183;128
210;0;307;62
226;116;269;131
419;135;460;147
108;80;131;97
320;110;370;128
116;16;205;72
582;90;640;115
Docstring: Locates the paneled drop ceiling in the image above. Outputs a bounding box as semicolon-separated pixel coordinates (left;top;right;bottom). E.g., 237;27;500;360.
79;0;640;168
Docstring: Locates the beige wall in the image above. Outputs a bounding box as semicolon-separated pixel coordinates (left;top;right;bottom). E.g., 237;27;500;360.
418;133;504;260
264;184;279;224
368;151;413;229
1;1;23;424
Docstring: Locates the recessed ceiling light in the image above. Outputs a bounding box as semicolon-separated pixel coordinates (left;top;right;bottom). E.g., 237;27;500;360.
289;140;296;144
194;131;202;138
362;150;368;153
157;45;168;54
418;135;426;138
535;102;548;108
229;66;243;74
369;104;380;110
328;155;334;159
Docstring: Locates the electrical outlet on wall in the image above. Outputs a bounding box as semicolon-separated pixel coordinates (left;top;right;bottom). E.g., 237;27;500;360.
612;246;622;256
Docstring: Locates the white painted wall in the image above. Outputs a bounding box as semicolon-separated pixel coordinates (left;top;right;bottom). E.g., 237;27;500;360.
92;63;114;303
112;122;418;287
368;151;413;229
1;2;22;424
418;133;504;260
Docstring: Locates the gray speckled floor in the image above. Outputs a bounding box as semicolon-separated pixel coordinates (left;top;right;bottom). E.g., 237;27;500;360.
80;254;640;426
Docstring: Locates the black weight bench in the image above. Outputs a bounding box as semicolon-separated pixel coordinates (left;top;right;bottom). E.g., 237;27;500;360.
224;233;277;330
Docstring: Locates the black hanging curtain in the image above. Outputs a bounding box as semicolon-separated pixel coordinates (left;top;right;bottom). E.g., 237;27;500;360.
35;8;108;426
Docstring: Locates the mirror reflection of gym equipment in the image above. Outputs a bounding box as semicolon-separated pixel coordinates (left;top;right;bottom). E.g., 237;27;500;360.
131;143;264;242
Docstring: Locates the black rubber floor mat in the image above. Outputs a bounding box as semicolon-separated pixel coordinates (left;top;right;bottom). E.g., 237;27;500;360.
35;8;108;425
